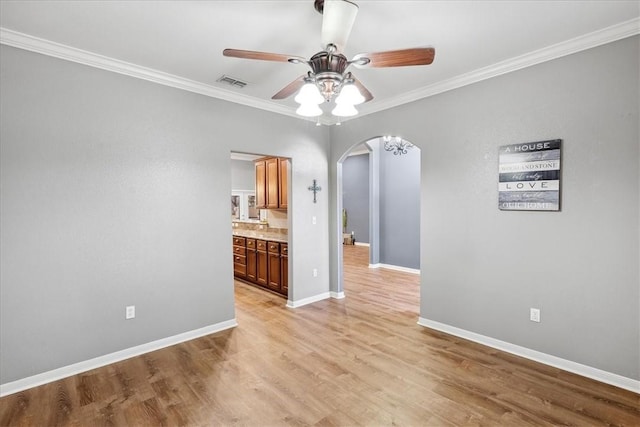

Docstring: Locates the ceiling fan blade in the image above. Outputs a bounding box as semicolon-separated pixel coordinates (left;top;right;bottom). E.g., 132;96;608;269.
223;49;306;64
351;76;373;103
272;76;307;100
321;0;358;52
351;47;435;68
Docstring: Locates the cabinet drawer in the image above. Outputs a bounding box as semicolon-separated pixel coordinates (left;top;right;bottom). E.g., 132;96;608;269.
234;262;246;276
268;242;280;253
233;254;246;266
233;245;245;255
233;236;246;247
256;240;267;251
246;238;256;249
280;243;288;255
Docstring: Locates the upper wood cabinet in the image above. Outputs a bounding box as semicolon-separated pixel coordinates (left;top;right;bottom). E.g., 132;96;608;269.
255;160;266;209
265;158;279;209
278;158;288;209
255;157;288;210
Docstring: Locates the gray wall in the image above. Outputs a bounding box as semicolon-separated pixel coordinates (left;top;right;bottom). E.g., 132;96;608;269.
329;36;639;380
342;153;369;243
0;45;331;384
231;159;255;191
379;140;420;269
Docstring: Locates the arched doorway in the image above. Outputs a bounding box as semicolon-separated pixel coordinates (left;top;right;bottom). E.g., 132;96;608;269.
336;136;421;303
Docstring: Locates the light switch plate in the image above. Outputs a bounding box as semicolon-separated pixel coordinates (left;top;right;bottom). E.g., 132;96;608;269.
126;305;136;319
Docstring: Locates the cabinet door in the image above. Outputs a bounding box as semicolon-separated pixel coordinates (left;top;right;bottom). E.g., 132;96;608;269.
246;248;257;282
281;255;288;295
268;253;281;291
255;160;266;209
278;158;288;209
256;240;268;286
233;253;246;278
265;158;279;209
280;243;288;295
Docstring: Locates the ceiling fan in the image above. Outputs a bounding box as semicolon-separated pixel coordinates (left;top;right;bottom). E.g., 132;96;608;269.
223;0;435;117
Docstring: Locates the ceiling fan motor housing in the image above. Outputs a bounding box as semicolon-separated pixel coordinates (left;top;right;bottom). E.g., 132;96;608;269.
309;50;349;75
309;51;350;101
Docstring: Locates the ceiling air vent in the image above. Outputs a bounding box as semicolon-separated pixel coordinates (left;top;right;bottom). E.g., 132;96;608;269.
217;75;248;89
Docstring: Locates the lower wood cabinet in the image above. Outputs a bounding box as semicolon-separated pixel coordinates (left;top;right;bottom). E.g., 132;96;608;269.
281;243;288;294
267;241;281;291
234;236;286;296
232;237;246;278
256;240;268;287
246;239;257;282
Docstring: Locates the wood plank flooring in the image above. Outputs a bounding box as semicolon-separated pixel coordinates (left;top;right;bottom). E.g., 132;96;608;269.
1;245;638;425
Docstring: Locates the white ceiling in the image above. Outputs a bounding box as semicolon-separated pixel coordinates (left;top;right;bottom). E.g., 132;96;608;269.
1;1;638;124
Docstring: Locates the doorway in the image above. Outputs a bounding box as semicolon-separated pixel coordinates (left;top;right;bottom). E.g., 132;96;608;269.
337;136;421;306
230;152;291;302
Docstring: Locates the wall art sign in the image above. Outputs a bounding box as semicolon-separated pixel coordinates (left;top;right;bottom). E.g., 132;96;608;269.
498;139;561;211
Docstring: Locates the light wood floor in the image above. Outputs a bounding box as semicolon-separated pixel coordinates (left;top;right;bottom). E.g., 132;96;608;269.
1;245;638;426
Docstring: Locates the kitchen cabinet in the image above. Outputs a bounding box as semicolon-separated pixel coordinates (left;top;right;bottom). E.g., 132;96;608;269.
255;157;288;210
232;237;246;278
266;158;279;209
255;161;266;209
278;158;288;209
246;239;257;282
281;243;288;295
267;241;281;291
256;240;268;287
233;236;287;297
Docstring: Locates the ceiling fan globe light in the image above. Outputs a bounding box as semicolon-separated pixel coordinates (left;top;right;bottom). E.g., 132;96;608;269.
336;84;365;105
294;83;324;105
296;103;323;117
332;103;358;117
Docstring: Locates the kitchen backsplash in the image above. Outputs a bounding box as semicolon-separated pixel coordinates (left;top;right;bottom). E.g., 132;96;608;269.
265;209;288;229
232;220;288;237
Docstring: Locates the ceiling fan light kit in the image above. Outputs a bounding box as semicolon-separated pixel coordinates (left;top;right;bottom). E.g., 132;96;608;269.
331;102;358;117
294;81;325;105
223;0;435;121
335;83;365;105
296;102;324;117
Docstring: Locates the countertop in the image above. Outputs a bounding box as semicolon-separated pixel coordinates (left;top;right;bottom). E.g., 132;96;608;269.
232;230;288;244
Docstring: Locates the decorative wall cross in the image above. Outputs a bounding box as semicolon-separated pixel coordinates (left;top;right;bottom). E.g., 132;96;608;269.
308;179;322;203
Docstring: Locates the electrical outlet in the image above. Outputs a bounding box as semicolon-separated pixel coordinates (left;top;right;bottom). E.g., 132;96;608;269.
530;308;540;323
312;216;317;225
126;305;136;320
313;268;318;277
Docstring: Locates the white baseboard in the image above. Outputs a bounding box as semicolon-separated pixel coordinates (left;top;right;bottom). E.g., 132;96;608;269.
286;292;330;308
354;242;370;247
418;317;640;394
369;263;420;275
331;291;345;299
0;319;238;397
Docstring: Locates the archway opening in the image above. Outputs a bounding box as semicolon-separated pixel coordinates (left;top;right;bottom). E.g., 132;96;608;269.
337;136;421;311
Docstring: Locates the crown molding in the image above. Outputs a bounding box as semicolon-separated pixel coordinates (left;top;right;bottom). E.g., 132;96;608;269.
349;17;640;123
0;27;332;126
2;18;638;126
230;152;262;161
